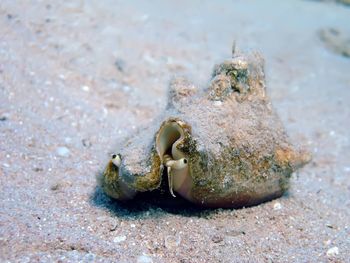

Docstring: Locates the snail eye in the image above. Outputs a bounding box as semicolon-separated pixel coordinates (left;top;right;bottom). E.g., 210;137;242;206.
111;154;121;167
183;159;188;164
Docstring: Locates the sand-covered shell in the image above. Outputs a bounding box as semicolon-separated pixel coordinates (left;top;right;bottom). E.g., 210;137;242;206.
100;50;310;208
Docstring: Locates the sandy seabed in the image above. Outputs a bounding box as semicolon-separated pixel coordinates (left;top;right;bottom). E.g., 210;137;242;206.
0;1;349;262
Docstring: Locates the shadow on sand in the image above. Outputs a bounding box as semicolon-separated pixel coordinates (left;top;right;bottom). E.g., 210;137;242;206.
90;184;221;220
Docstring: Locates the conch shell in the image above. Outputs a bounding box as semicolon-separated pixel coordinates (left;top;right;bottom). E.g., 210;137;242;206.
100;49;310;208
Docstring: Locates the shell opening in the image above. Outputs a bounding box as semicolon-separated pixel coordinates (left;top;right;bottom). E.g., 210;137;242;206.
156;121;189;197
156;122;184;159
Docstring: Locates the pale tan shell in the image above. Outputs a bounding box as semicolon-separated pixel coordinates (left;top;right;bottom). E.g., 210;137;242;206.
99;50;310;208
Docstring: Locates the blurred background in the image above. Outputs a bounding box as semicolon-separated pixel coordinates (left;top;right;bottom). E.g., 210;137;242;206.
0;1;349;262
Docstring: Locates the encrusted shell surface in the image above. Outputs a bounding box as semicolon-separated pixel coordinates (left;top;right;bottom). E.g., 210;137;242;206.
99;50;310;208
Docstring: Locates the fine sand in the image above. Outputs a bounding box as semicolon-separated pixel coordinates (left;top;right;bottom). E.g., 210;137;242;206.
0;1;349;262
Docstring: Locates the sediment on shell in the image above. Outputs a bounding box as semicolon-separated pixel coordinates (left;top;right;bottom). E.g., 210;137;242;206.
99;49;310;208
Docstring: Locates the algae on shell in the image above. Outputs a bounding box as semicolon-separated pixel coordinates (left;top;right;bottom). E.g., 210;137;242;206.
99;49;310;208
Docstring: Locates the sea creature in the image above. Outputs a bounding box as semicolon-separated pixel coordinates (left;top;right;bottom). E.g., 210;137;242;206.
99;48;310;208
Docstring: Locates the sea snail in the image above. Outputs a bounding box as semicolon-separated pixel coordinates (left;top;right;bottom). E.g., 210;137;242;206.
99;49;310;208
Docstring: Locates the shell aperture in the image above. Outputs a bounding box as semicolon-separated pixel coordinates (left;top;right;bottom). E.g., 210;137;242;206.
156;121;189;198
